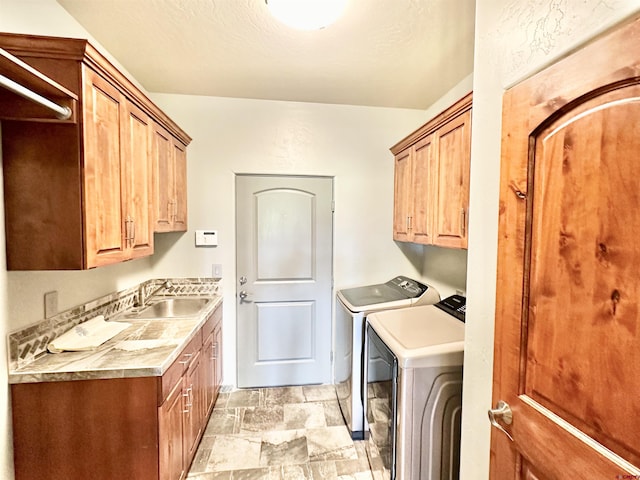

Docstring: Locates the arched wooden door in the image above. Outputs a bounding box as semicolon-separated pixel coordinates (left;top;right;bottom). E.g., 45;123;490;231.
490;14;640;479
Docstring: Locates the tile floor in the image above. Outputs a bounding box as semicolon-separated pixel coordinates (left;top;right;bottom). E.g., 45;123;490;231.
186;385;375;479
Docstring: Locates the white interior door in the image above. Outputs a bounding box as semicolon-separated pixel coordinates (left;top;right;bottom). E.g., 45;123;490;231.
236;175;333;388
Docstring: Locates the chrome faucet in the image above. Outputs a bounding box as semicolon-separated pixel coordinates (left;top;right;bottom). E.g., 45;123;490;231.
136;280;172;308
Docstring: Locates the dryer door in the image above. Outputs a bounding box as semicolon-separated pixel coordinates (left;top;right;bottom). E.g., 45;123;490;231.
366;323;398;480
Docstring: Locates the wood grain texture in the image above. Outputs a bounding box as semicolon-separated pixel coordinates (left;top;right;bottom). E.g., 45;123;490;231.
153;123;189;233
393;147;412;241
2;121;84;269
12;377;159;480
159;379;185;480
0;33;189;270
527;86;640;464
433;109;471;248
491;12;640;480
153;123;174;232
410;133;436;244
172;139;188;231
123;98;154;258
83;67;128;267
391;93;472;248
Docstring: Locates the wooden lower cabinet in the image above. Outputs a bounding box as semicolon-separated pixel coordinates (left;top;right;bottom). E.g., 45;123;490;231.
160;379;187;480
183;349;204;462
11;304;223;480
203;307;223;416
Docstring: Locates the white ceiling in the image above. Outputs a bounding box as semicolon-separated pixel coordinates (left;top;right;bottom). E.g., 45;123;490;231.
56;0;475;110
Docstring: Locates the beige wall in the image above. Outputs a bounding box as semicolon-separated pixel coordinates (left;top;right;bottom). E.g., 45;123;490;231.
461;1;640;478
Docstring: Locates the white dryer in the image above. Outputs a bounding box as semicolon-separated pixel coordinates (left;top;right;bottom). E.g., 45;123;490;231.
335;276;440;439
365;295;466;480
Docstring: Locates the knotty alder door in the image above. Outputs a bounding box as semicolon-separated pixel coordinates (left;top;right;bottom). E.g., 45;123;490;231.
490;15;640;479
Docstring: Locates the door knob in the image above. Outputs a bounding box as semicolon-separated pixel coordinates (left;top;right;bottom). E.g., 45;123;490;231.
238;290;249;300
488;400;513;441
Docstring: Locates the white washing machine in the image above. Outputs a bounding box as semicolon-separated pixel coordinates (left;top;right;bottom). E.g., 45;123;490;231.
365;295;466;480
335;276;440;439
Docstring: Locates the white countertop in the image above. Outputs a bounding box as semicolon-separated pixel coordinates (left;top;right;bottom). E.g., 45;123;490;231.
367;304;465;369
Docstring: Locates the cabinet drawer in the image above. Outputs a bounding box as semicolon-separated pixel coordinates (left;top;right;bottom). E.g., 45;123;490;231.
158;331;202;405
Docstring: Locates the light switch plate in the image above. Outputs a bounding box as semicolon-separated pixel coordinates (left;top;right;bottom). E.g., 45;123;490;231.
212;264;222;277
44;291;58;318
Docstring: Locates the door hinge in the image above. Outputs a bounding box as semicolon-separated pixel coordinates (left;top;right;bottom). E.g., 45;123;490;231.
330;351;334;362
331;201;335;212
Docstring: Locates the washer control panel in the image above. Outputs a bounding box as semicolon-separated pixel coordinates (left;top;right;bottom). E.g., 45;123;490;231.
389;276;428;297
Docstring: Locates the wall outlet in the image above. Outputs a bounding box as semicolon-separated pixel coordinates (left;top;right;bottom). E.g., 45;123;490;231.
44;291;58;318
212;264;222;278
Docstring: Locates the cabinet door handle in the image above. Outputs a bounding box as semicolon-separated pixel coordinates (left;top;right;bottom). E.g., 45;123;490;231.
124;217;134;246
460;208;466;236
173;198;178;221
179;353;193;368
124;217;129;246
131;219;135;245
212;343;218;361
182;386;193;413
184;386;193;407
407;216;412;231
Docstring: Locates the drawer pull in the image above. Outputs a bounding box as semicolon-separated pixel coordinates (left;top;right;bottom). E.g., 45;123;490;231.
179;353;193;366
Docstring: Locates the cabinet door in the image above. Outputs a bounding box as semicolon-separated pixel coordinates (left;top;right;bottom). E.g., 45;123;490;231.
159;379;185;480
153;126;188;233
123;100;154;258
183;350;203;464
203;332;215;414
433;110;471;248
172;139;188;231
410;134;436;245
83;67;128;267
393;147;412;241
153;124;176;232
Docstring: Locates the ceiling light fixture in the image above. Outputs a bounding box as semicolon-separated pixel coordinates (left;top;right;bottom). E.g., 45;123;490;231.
265;0;348;30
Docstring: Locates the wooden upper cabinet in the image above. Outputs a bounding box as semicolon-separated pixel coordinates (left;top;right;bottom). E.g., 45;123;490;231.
173;141;188;231
83;68;154;266
153;123;188;233
392;134;437;244
0;33;191;270
391;92;472;249
432;109;471;248
123;100;155;258
392;147;413;242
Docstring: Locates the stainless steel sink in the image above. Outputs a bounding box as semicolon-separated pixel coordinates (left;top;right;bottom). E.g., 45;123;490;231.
124;297;213;319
